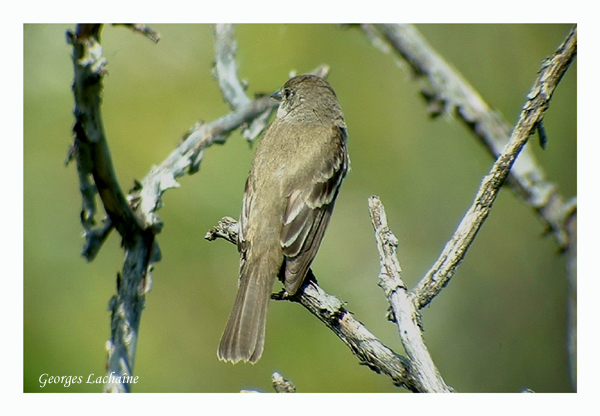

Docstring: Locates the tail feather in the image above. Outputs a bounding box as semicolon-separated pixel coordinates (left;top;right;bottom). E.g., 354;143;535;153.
218;266;274;363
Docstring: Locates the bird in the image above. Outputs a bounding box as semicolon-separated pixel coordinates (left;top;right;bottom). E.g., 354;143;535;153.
217;74;349;363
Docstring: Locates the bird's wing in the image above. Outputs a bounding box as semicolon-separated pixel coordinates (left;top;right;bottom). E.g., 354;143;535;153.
237;174;254;284
280;125;348;295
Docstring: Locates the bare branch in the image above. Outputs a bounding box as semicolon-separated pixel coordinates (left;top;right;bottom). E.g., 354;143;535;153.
113;24;161;43
66;24;157;392
66;24;144;245
412;26;577;309
211;24;330;143
204;216;239;242
212;23;274;143
131;95;279;231
363;24;577;251
81;217;113;260
213;24;251;111
272;372;296;393
368;196;452;393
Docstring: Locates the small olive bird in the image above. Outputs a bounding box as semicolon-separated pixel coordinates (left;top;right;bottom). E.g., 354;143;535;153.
217;74;349;363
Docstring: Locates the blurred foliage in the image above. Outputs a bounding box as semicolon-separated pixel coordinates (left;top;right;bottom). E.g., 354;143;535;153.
23;24;576;393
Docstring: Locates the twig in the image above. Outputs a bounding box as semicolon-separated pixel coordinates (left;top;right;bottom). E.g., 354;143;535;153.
363;24;577;251
213;24;251;111
411;26;577;309
113;24;161;43
66;24;144;247
131;95;278;229
272;372;296;393
205;217;416;391
212;24;330;142
80;218;113;261
212;23;267;141
368;196;452;392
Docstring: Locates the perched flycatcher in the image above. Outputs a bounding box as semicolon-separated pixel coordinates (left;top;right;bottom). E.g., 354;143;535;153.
218;74;349;363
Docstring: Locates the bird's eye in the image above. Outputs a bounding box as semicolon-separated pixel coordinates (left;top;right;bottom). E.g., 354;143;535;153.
283;88;292;99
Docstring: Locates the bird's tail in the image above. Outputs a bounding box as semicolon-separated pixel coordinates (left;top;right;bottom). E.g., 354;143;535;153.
217;261;275;364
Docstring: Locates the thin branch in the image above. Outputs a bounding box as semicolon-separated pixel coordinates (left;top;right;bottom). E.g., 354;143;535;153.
271;372;296;393
212;23;266;141
363;24;577;251
411;26;577;309
66;24;144;246
213;23;251;111
80;217;113;260
368;196;452;393
212;24;330;142
131;95;278;229
113;24;161;43
205;217;416;392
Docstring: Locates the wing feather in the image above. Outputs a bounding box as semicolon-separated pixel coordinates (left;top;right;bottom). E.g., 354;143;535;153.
280;125;348;294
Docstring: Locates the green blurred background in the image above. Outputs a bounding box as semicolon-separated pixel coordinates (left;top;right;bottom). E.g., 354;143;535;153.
24;24;576;393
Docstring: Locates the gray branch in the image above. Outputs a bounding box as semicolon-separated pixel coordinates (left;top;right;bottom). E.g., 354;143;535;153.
213;24;251;111
66;24;154;392
113;24;161;43
363;24;577;252
363;23;577;391
131;95;279;230
410;25;577;310
212;24;330;142
271;372;296;393
368;196;452;392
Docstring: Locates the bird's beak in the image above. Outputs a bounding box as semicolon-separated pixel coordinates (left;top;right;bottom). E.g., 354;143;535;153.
270;90;282;101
